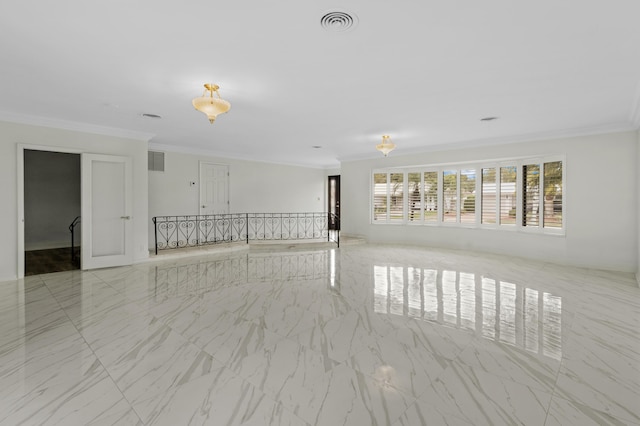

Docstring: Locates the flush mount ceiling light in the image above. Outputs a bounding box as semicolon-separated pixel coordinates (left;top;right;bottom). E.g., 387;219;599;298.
376;135;396;157
192;83;231;124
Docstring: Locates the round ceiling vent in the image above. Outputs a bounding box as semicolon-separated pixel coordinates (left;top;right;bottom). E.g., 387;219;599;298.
321;11;358;33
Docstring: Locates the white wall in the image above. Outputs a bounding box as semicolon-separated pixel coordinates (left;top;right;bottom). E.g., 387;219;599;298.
24;150;81;250
0;120;149;281
325;168;341;177
148;151;327;246
341;131;638;273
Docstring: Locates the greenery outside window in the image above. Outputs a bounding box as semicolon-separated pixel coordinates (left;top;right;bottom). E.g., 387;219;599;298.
500;166;517;225
442;170;458;223
424;171;438;222
389;173;404;222
542;161;563;228
460;169;476;224
373;173;387;221
408;172;421;222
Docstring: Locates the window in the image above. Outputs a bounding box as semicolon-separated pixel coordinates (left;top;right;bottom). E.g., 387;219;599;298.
500;166;517;225
460;169;476;224
373;173;387;221
408;172;421;222
523;164;540;227
442;170;458;223
543;161;563;228
424;171;438;222
371;156;564;234
481;168;496;224
389;173;404;221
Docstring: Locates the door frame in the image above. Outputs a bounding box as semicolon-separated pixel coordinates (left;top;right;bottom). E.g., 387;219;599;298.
17;144;83;279
328;175;340;230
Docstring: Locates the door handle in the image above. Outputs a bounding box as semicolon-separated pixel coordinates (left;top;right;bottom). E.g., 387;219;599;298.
202;205;206;209
120;216;131;220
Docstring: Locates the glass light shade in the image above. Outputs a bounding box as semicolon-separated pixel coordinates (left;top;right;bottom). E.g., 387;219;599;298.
192;84;231;124
376;135;396;156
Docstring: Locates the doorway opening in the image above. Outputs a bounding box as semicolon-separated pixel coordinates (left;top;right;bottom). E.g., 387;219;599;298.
24;150;81;275
328;175;340;230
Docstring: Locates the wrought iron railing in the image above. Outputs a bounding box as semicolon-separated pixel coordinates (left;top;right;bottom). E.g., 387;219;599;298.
69;216;81;267
152;212;339;254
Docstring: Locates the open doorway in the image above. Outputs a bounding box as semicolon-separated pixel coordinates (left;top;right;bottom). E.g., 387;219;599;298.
24;150;81;275
328;175;340;230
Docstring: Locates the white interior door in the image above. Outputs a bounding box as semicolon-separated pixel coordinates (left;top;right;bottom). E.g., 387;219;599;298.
199;163;229;215
81;154;133;269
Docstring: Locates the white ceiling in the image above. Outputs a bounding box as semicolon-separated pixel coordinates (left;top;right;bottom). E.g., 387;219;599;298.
1;0;639;168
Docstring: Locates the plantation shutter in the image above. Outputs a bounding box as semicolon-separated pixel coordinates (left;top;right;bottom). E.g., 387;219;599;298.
482;168;497;224
373;173;388;221
543;161;563;228
523;164;540;227
423;171;438;223
500;166;517;225
442;170;457;223
389;173;404;221
408;172;421;222
460;169;476;224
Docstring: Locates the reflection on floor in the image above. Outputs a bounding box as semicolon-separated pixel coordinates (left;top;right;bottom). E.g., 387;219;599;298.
1;244;638;425
373;265;564;361
24;247;80;276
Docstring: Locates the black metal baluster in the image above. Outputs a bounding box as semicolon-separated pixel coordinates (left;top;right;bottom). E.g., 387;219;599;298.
153;217;158;255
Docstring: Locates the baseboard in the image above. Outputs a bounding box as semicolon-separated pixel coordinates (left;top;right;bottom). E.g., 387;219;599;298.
338;233;366;239
0;273;18;283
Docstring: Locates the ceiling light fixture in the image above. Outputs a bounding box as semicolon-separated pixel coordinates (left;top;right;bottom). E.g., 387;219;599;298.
376;135;396;157
192;83;231;124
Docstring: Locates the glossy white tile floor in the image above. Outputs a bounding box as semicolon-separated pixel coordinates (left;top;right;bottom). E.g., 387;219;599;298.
1;244;639;425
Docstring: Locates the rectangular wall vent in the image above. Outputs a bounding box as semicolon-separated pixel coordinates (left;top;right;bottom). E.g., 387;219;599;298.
148;151;165;172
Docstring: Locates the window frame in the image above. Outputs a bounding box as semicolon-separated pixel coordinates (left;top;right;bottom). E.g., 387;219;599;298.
370;155;565;236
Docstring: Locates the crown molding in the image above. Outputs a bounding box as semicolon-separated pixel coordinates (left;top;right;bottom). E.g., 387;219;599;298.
337;122;637;163
0;111;155;142
148;142;337;170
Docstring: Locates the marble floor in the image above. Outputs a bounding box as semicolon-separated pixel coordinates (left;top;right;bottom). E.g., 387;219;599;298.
1;244;639;425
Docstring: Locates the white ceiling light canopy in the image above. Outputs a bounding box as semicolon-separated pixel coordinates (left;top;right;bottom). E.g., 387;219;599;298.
192;83;231;124
376;135;396;156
